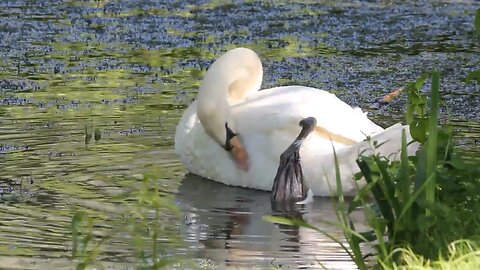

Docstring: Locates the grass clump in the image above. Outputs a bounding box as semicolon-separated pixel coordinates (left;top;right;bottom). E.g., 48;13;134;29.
387;240;480;270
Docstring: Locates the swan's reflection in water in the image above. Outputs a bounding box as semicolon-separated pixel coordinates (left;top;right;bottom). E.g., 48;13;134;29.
176;174;359;269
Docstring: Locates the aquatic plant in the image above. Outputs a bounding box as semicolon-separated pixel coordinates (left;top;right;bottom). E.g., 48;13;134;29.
71;174;182;269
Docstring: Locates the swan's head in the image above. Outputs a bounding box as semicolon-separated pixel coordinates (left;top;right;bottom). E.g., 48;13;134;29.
197;98;237;150
197;98;249;170
196;48;262;169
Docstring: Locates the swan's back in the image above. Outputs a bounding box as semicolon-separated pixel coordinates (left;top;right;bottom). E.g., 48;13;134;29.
233;86;384;142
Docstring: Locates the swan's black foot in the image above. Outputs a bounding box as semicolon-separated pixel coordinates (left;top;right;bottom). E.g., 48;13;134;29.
271;117;317;207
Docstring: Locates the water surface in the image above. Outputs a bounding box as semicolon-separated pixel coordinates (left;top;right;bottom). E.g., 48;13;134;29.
0;0;479;269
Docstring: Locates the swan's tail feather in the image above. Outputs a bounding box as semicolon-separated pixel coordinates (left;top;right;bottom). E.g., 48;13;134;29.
337;124;419;166
364;124;419;159
310;124;419;197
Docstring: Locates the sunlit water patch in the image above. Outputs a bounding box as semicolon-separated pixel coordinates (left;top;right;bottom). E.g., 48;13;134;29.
0;0;478;269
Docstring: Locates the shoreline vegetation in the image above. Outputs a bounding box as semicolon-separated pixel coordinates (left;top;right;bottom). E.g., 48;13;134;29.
342;70;480;269
267;70;480;270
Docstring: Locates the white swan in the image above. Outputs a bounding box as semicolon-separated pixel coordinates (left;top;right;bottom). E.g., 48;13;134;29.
175;47;418;197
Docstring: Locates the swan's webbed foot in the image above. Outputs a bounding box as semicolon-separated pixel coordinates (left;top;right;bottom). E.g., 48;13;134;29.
271;117;316;207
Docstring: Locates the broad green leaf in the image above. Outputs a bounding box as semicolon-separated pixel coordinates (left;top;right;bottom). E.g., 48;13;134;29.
410;118;428;143
414;73;429;90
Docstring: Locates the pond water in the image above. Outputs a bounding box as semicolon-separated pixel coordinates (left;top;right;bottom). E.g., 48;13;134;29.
0;0;479;269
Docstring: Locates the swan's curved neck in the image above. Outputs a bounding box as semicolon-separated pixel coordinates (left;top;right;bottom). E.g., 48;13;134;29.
198;48;263;106
196;48;263;146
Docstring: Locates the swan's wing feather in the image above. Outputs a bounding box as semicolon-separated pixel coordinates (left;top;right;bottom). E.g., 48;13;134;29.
232;86;383;143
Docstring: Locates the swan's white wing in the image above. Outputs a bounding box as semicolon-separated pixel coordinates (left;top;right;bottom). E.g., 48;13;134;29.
232;86;383;143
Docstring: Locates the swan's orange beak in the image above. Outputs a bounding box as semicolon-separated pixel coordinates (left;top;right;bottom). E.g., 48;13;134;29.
230;136;249;171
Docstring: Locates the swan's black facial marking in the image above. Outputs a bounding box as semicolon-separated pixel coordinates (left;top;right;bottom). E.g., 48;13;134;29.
223;123;237;151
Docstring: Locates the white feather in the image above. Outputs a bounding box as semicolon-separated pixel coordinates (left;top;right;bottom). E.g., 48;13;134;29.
175;48;418;196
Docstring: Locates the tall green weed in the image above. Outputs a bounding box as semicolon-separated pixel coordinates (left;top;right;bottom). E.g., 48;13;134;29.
70;174;182;270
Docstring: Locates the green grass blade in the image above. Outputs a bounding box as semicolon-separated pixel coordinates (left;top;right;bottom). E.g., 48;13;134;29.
332;146;368;270
399;130;413;231
399;130;411;203
475;8;480;33
426;71;440;205
398;173;436;221
333;146;346;223
71;211;84;257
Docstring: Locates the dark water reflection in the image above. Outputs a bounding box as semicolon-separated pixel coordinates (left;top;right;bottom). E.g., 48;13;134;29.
178;174;359;269
0;0;479;269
